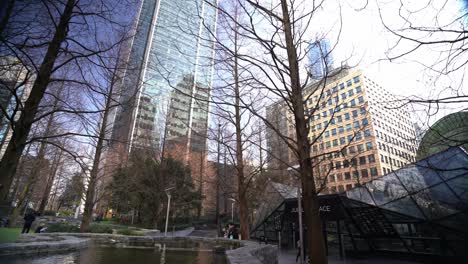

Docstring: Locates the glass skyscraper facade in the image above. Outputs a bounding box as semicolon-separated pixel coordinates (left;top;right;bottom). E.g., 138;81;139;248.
111;0;217;156
307;39;333;80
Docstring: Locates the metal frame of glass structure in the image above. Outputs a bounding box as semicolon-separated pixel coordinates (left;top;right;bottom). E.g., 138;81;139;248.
252;147;468;258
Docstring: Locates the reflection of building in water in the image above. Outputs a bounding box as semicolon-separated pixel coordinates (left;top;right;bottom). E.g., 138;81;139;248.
108;0;217;158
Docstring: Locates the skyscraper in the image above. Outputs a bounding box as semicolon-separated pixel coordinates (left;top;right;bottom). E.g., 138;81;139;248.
110;0;217;158
307;39;333;80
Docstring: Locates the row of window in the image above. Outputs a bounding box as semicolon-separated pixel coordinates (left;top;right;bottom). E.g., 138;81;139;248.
328;166;379;183
324;154;377;172
375;129;416;153
308;75;361;104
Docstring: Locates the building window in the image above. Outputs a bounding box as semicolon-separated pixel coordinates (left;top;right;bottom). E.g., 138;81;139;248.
370;167;378;176
345;172;351;180
356;132;362;140
357;144;364;152
353;121;360;128
326;141;331;148
333;139;338;146
327;90;331;96
325;131;330;137
327;99;332;105
331;128;337;135
349;146;356;154
353;170;359;178
330;118;335;125
347;134;354;143
338;185;345;192
348;90;354;97
366;142;373;150
335;161;341;169
344;113;350;120
337;116;343;123
361;169;369;178
360;107;366;115
346;80;352;86
339;83;345;90
329;109;334;115
350;99;356;106
341;93;347;100
322;111;327;117
353;76;360;83
337;173;343;181
332;86;338;93
359;156;366;165
334;96;339;103
364;129;371;138
346;184;353;190
324;121;328;127
317;123;322;129
368;154;375;163
356;86;362;93
338;126;344;134
346;124;352;131
352;110;358;117
362;118;369;126
358;96;364;104
340;137;346;145
329;174;335;182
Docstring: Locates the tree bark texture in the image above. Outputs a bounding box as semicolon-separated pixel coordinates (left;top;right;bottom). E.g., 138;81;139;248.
280;0;327;263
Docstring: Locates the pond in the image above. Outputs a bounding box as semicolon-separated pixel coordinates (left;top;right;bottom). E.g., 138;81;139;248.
0;246;228;264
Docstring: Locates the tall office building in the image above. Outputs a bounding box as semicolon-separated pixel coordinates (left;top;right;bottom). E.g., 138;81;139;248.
307;39;333;80
266;68;418;193
110;0;217;158
0;58;33;159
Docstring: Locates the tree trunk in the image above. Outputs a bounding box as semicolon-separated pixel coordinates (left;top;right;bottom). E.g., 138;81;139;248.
233;22;249;240
80;50;119;232
280;0;327;263
37;149;62;214
0;0;76;210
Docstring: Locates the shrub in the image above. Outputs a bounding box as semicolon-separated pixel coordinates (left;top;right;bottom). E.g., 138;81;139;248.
89;223;113;234
117;229;144;236
43;210;56;216
45;223;80;233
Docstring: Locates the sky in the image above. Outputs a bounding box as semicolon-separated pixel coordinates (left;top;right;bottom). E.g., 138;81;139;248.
308;0;467;128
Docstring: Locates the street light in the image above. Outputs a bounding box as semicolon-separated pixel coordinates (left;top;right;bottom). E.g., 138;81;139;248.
228;198;236;222
164;187;175;237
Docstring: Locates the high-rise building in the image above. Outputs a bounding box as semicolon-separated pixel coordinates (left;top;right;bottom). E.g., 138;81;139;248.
0;58;33;160
307;39;333;80
266;68;418;193
109;0;217;158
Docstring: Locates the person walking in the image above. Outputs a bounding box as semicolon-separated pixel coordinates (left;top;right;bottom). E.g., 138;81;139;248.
22;211;36;234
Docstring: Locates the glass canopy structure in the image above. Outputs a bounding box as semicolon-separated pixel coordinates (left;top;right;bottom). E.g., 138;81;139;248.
252;147;468;258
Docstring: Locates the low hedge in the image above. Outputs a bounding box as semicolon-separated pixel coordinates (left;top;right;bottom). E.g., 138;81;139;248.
45;223;113;234
116;229;144;236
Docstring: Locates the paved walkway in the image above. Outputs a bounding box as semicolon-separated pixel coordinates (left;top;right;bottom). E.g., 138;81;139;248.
279;249;423;264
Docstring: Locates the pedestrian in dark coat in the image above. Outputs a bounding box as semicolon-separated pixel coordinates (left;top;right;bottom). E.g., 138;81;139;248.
22;211;36;234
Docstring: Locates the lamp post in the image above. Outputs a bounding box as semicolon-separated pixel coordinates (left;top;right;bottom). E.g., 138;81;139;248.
164;187;175;237
228;198;236;222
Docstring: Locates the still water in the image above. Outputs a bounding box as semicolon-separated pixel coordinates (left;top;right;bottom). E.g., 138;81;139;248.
1;247;228;264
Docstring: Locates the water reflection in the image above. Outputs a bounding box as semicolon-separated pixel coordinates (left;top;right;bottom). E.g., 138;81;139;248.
0;246;227;264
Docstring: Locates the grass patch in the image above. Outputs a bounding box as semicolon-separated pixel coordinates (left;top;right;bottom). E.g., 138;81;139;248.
116;229;144;236
0;228;21;243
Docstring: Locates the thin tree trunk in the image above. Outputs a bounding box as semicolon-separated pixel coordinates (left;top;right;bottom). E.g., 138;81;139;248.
280;0;327;263
0;0;76;210
233;20;249;240
37;148;62;214
80;50;119;232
